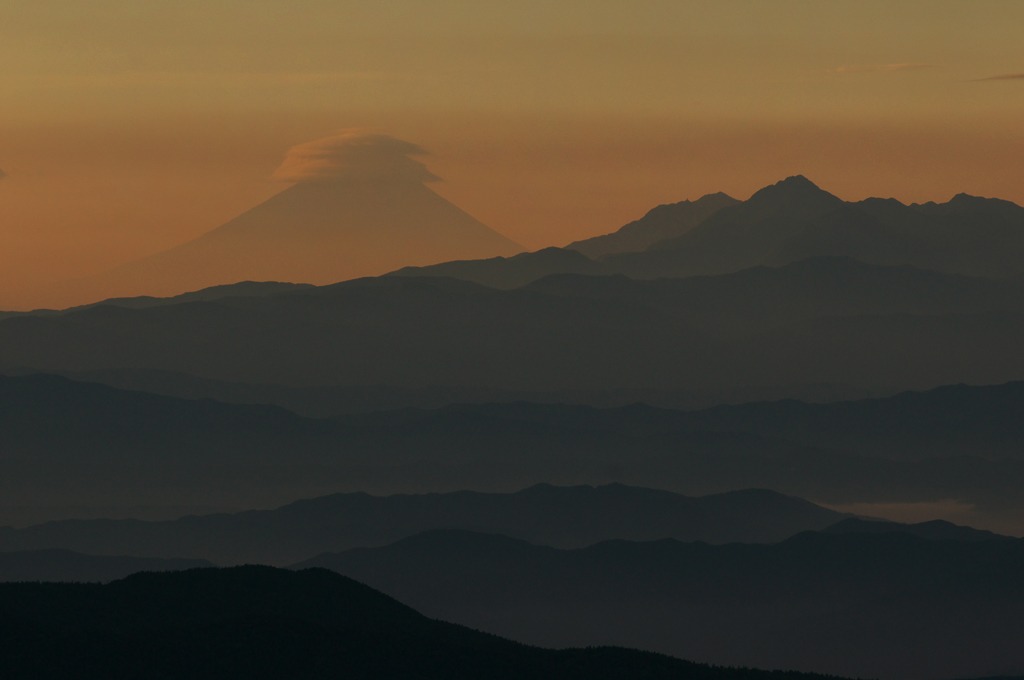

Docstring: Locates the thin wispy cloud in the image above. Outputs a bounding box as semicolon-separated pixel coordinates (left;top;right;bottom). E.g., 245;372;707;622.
832;63;937;74
6;71;387;90
971;72;1024;82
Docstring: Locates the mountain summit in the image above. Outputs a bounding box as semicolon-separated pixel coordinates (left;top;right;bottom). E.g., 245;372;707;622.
76;132;522;300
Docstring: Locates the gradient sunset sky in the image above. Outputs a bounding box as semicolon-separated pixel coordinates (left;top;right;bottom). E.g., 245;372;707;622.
2;1;1023;307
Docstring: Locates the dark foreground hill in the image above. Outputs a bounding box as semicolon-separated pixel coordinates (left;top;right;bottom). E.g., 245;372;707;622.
300;530;1024;680
0;565;841;680
0;484;845;566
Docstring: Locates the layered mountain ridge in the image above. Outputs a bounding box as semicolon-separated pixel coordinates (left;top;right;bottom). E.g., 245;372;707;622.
398;175;1024;286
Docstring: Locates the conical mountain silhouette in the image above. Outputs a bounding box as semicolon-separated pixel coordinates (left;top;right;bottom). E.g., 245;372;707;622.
71;135;522;301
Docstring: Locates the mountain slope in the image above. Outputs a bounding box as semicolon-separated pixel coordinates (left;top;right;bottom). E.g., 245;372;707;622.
566;192;738;258
821;517;1010;542
389;246;608;289
0;483;846;565
3;373;1024;530
72;178;522;301
0;565;840;680
395;176;1024;286
4;258;1024;400
300;530;1024;680
680;380;1024;460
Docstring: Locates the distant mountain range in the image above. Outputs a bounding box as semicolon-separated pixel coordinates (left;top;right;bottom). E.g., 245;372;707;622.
3;372;1024;531
6;175;1024;679
397;175;1024;285
821;517;1009;542
0;483;846;565
5;176;1024;409
2;566;843;679
301;528;1024;680
2;256;1022;404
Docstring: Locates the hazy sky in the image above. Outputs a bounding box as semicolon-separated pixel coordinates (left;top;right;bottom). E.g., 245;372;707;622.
2;0;1024;307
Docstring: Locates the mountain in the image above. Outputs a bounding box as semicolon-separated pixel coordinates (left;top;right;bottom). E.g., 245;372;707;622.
299;529;1024;680
394;176;1024;285
66;281;316;312
678;380;1024;460
0;372;348;522
390;246;608;289
0;549;211;582
867;193;1024;278
0;565;844;680
609;175;898;278
566;192;739;258
821;517;1010;542
0;275;731;392
3;258;1023;402
14;256;1022;415
3;373;1024;531
524;257;1024;336
0;483;847;566
69;176;522;302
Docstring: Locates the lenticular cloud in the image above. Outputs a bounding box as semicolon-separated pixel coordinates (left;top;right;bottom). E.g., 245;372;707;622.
273;130;440;184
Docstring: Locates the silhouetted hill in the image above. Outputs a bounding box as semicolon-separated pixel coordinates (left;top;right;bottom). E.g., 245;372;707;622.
390;246;608;289
0;281;314;319
20;256;1022;415
300;530;1024;680
680;380;1024;460
3;257;1023;407
3;373;1024;531
822;517;1009;542
0;274;730;392
66;281;315;311
566;192;739;258
0;372;347;522
0;565;841;680
525;257;1024;336
0;549;211;582
391;176;1024;286
0;484;845;566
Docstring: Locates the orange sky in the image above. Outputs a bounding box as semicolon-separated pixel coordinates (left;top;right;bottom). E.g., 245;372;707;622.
2;1;1024;309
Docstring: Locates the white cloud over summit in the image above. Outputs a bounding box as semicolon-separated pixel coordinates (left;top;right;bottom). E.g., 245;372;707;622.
274;131;440;184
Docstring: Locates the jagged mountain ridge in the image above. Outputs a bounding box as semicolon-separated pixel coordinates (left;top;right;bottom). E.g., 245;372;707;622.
566;191;739;258
394;175;1024;286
